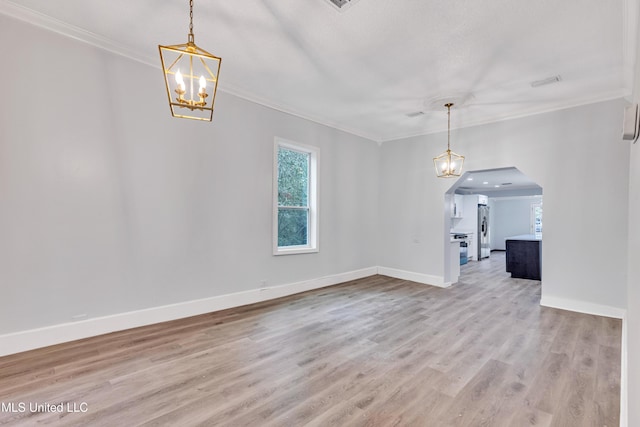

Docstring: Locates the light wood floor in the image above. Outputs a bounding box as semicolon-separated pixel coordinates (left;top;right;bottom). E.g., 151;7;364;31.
0;252;621;426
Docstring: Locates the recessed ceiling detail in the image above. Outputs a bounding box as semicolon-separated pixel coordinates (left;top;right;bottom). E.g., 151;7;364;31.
454;167;542;197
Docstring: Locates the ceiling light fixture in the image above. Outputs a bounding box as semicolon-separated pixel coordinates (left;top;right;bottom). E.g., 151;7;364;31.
433;102;465;178
159;0;221;121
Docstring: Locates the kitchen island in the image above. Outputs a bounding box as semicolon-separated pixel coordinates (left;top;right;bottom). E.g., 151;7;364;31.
505;234;542;280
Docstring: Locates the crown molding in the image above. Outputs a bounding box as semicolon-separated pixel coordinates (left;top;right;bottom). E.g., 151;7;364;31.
0;0;381;143
0;0;633;144
379;89;629;143
0;0;158;68
218;81;380;142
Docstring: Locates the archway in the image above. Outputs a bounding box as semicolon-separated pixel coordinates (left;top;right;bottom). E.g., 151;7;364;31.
443;167;543;285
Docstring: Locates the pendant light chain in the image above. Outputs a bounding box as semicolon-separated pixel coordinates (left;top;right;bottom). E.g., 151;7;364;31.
188;0;195;44
447;103;451;151
433;102;464;178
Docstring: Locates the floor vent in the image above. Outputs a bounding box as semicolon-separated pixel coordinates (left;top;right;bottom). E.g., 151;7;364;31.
325;0;361;12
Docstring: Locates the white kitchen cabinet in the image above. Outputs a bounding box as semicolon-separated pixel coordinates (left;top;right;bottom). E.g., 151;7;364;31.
450;240;460;284
452;194;464;218
467;232;476;260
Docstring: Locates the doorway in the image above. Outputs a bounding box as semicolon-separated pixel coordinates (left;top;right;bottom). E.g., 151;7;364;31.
444;167;543;285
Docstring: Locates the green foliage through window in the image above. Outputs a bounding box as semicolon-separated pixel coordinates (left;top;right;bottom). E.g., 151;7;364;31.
278;208;308;247
277;146;310;247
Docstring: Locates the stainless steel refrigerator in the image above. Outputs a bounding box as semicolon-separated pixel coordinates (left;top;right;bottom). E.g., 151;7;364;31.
477;205;490;259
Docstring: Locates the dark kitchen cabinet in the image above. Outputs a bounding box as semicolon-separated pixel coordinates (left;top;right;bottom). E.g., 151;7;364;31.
505;235;542;280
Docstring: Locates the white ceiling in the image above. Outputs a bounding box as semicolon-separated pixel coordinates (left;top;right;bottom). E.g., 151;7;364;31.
1;0;636;142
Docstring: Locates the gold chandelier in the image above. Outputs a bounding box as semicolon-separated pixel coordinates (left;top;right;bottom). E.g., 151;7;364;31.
433;103;464;178
159;0;221;121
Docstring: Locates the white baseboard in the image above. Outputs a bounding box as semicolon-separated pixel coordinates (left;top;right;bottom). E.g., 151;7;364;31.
0;267;377;357
540;295;626;319
3;269;625;358
377;266;450;288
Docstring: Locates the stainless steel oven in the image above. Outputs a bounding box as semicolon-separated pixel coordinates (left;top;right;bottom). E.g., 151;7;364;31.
452;233;469;265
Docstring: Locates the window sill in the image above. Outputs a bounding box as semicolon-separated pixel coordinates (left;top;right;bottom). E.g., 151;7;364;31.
273;246;319;256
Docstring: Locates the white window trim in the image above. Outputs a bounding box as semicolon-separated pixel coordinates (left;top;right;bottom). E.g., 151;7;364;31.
531;202;543;236
273;137;319;255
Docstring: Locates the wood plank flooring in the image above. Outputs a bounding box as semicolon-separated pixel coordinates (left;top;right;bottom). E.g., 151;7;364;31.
0;252;621;426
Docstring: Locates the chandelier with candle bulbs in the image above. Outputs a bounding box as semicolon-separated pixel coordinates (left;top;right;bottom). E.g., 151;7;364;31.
433;103;465;178
159;0;221;121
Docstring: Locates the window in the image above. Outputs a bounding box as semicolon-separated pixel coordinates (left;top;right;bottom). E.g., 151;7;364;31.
531;202;543;237
273;138;318;255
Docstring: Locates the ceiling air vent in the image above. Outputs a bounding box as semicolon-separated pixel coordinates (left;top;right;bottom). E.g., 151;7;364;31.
325;0;361;12
530;75;562;88
406;111;425;118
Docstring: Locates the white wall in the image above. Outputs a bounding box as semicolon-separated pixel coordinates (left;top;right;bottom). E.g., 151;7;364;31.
378;138;448;278
626;125;640;427
625;4;640;425
490;196;543;250
379;99;629;311
0;16;634;410
0;15;380;336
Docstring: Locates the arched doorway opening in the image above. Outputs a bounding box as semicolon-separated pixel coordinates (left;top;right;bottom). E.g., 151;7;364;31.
443;167;543;285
